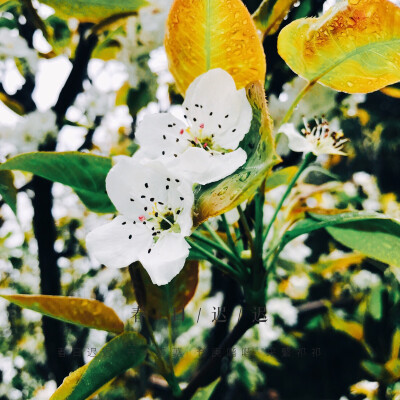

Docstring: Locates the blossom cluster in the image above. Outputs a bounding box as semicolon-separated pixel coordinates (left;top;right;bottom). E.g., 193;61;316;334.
87;68;253;285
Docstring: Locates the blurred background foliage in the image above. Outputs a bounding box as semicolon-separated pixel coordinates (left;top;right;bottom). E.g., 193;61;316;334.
0;0;399;399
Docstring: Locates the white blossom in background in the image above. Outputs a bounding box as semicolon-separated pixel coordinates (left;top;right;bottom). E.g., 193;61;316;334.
350;380;379;399
267;297;298;326
351;270;381;290
286;273;312;300
257;315;284;348
73;83;115;125
0;109;57;154
353;172;381;212
269;77;337;131
117;0;172;90
0;28;38;73
279;118;348;156
279;234;312;263
135;69;252;184
86;157;194;285
138;0;173;47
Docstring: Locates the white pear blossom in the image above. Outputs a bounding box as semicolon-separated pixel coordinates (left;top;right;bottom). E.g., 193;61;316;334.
279;118;348;156
86;157;194;286
135;68;252;184
257;315;284;348
266;297;298;326
0;110;57;154
351;270;381;290
0;28;38;72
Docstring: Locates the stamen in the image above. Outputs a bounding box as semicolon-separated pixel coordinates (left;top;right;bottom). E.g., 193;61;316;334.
200;123;205;129
180;129;184;134
139;215;146;222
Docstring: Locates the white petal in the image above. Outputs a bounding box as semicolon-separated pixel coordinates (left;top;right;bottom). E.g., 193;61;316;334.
212;88;253;150
135;113;189;160
86;216;152;269
279;123;313;154
106;157;185;220
173;147;247;185
183;69;252;149
139;233;190;285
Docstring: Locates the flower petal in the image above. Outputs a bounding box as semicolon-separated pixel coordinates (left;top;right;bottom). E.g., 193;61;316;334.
213;87;253;150
106;157;187;221
173;147;247;185
86;216;152;268
135;113;189;160
139;233;190;285
279;123;313;154
183;69;252;149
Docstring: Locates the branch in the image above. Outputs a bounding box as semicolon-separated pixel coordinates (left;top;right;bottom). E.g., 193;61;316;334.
178;310;257;400
53;23;98;126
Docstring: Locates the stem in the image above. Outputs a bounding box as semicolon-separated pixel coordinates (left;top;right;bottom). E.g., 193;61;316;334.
187;239;241;280
281;80;316;125
237;205;254;255
253;183;265;260
191;231;244;271
202;221;232;254
167;314;174;369
262;152;316;243
220;214;239;257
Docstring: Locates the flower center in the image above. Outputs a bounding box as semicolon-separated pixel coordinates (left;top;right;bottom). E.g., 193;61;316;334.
184;126;227;154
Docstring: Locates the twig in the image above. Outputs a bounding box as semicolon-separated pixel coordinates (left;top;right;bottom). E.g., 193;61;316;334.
177;310;257;400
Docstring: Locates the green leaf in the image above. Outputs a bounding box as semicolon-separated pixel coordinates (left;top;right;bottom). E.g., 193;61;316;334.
50;332;147;400
368;286;384;320
253;0;298;37
361;360;387;380
327;219;400;268
0;294;124;333
40;0;149;23
283;211;400;267
193;81;280;226
282;211;386;245
130;260;199;319
0;152;115;213
192;379;220;400
0;170;17;214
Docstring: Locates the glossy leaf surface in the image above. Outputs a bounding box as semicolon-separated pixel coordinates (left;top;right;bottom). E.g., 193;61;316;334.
0;294;124;333
278;0;400;93
165;0;266;94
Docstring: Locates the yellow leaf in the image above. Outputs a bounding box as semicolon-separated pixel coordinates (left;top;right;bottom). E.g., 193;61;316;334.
380;85;400;98
329;310;363;342
165;0;266;94
174;350;198;377
39;0;148;23
254;350;281;367
385;359;400;380
50;365;88;400
253;0;298;37
278;0;400;93
0;294;124;333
